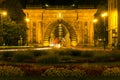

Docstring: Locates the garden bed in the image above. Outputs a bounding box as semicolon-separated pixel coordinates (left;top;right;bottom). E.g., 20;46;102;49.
0;49;120;79
0;63;120;79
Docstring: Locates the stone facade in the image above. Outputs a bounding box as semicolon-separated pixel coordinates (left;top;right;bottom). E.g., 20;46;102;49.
23;7;97;47
108;0;120;47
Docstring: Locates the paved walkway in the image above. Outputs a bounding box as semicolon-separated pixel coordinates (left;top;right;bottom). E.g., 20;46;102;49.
0;47;52;52
72;47;113;51
0;46;117;52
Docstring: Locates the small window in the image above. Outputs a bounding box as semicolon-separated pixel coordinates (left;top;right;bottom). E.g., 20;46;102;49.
26;13;29;17
84;22;88;26
33;22;36;27
114;0;117;8
115;16;116;26
111;2;113;10
32;29;36;43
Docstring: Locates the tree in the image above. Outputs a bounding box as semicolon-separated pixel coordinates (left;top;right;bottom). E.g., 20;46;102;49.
2;23;27;46
94;0;108;46
2;0;25;23
0;0;28;46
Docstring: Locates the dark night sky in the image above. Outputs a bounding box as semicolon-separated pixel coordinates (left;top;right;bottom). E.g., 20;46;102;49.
20;0;107;8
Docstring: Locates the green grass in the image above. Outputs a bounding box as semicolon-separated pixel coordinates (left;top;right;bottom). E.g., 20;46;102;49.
0;49;120;64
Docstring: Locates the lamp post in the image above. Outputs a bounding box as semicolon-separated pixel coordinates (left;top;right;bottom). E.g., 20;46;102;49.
0;11;7;45
93;19;98;23
93;19;98;47
112;30;117;48
25;17;30;23
19;35;23;46
25;17;30;46
101;12;107;50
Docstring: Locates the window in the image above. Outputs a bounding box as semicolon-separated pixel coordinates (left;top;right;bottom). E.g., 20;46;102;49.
32;29;36;43
84;22;88;26
115;16;116;26
33;22;36;27
79;21;82;27
26;13;29;17
114;0;117;8
111;1;113;10
32;22;36;43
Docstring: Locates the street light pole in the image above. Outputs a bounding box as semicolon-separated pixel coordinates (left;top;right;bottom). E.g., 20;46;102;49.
0;11;7;45
93;19;98;47
25;17;30;46
103;17;106;49
101;12;107;50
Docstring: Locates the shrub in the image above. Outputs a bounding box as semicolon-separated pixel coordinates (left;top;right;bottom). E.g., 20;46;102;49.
81;63;104;76
31;50;48;57
43;68;86;78
71;50;81;57
102;67;120;76
71;69;86;78
110;50;120;54
81;51;94;58
60;56;72;62
36;49;60;64
0;65;24;76
93;52;110;62
58;49;72;56
12;51;34;62
110;52;120;61
0;51;14;61
36;55;60;64
43;68;64;77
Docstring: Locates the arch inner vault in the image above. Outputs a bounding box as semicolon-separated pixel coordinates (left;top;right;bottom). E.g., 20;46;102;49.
43;20;77;47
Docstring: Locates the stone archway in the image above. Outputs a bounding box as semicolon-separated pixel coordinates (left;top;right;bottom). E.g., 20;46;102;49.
43;19;77;47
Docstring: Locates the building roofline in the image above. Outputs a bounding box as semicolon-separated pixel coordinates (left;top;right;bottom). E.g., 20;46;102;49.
26;5;96;9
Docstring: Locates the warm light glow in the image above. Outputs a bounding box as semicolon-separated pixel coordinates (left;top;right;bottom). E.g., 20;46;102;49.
25;18;30;22
72;4;75;7
43;41;49;46
98;39;102;41
93;19;98;23
2;11;7;16
101;12;108;17
55;44;61;48
45;4;49;7
71;41;77;47
50;43;55;47
58;12;62;19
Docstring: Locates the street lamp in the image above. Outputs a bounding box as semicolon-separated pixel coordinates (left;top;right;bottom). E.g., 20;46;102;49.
45;4;49;7
93;19;98;23
93;19;98;46
2;11;7;16
101;12;108;49
25;17;30;46
0;11;7;45
25;17;30;23
112;30;117;48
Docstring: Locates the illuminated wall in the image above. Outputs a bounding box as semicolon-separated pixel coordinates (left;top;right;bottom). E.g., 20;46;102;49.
108;0;118;47
23;7;96;47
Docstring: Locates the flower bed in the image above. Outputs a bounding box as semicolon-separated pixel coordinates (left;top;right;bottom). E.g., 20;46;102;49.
0;63;120;77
